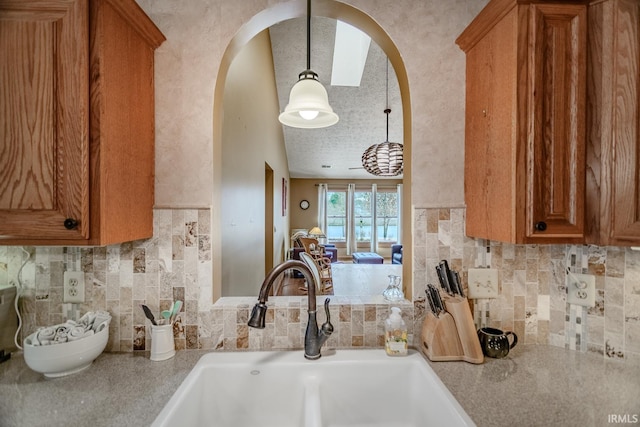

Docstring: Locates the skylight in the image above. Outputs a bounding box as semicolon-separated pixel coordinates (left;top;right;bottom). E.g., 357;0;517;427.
330;21;371;87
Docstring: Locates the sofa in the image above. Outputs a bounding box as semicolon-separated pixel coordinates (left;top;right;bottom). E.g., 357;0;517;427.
391;244;403;264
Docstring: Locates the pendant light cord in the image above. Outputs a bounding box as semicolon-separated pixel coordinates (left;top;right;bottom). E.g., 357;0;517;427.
385;59;391;142
306;0;311;71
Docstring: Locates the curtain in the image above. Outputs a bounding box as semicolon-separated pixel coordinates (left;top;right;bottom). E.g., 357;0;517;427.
370;183;377;252
346;184;357;255
317;183;328;234
396;183;403;245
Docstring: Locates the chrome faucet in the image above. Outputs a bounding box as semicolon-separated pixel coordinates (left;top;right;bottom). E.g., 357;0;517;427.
248;260;333;359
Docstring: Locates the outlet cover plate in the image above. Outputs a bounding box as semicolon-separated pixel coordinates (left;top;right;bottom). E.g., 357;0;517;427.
63;271;85;303
566;273;595;307
467;268;499;299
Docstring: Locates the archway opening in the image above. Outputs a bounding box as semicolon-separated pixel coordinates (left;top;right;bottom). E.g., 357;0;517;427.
211;0;413;301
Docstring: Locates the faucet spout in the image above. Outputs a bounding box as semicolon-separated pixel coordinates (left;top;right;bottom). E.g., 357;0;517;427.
248;260;333;359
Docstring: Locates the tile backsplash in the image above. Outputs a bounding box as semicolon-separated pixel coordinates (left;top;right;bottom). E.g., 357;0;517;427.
412;208;640;362
0;207;638;363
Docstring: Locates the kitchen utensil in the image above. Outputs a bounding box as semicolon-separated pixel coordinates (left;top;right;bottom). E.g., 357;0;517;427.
428;284;445;314
425;289;437;315
141;304;157;326
426;284;438;315
439;260;457;295
170;300;182;323
435;265;452;295
161;310;171;321
420;296;483;364
451;270;464;297
477;327;518;359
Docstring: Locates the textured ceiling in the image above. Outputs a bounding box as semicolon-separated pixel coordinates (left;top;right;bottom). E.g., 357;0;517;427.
269;17;403;180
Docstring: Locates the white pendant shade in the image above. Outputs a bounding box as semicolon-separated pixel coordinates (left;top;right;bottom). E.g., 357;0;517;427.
279;74;339;129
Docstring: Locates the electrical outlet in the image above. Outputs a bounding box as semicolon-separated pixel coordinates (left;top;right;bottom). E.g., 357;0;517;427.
63;271;85;303
467;268;499;299
566;272;595;307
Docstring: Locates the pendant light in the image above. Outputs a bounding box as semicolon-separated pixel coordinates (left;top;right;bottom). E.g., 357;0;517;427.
278;0;339;129
361;59;403;176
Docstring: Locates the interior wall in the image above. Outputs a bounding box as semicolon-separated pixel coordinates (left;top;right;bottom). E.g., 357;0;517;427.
221;30;289;297
139;0;487;209
290;179;320;231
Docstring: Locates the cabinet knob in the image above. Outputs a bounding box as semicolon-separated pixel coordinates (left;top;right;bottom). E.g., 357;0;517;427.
64;218;79;230
534;221;547;232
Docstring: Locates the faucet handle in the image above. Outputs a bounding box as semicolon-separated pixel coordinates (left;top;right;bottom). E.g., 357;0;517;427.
322;298;334;335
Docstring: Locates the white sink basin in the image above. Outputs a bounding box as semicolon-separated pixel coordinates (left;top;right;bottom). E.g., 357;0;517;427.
152;349;475;427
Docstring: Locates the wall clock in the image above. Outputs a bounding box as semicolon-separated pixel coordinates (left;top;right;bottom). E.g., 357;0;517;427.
299;200;310;210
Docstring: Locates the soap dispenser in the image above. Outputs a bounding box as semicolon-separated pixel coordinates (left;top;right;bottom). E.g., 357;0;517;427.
385;307;408;356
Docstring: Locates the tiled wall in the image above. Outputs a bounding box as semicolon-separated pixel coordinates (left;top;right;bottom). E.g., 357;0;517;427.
1;207;638;362
0;209;213;352
413;208;640;362
0;208;413;353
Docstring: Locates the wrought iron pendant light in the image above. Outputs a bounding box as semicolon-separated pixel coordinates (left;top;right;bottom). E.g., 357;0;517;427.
361;59;403;176
278;0;339;129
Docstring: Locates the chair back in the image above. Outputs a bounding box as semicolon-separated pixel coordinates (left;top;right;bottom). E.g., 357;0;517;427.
299;237;320;254
299;252;321;292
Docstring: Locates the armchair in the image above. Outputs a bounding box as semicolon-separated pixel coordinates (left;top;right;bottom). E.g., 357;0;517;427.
299;251;333;294
391;244;403;264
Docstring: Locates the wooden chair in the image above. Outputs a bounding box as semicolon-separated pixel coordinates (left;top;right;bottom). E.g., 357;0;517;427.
299;237;320;254
299;252;333;294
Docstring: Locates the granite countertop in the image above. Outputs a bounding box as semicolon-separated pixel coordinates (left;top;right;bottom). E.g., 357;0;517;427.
0;350;207;427
1;345;639;427
428;345;640;427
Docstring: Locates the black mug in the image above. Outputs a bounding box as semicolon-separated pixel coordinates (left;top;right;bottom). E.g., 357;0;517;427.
477;327;518;359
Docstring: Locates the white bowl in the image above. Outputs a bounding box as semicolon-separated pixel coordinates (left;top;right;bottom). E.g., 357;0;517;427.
23;321;110;378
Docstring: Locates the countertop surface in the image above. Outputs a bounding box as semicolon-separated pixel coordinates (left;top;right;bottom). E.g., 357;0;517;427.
1;345;639;427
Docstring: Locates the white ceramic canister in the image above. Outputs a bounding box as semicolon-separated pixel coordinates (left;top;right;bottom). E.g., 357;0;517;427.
150;324;175;361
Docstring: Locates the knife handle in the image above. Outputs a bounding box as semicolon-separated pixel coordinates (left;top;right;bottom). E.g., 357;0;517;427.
429;284;445;314
425;289;436;315
452;270;464;297
436;263;453;295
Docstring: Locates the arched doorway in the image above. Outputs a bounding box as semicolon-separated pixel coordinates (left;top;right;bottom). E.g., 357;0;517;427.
211;0;413;301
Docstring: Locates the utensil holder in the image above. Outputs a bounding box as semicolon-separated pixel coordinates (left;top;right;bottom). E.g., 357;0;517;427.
420;296;484;364
150;324;175;361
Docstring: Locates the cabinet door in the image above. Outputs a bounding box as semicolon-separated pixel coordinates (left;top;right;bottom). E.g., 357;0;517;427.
464;8;519;243
0;0;90;240
526;4;587;242
596;0;640;244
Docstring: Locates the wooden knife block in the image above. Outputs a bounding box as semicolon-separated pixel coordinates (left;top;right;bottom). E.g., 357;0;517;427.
421;296;484;364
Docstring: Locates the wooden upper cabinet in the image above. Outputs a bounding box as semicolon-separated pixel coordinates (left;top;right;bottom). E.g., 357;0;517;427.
0;0;165;245
457;0;588;244
0;0;90;240
527;4;587;243
586;0;640;245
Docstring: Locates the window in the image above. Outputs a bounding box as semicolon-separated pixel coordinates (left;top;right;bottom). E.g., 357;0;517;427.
355;191;372;241
376;191;398;242
325;186;400;245
327;190;346;241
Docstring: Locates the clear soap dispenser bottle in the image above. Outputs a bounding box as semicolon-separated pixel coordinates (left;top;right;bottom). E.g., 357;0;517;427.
385;307;408;356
